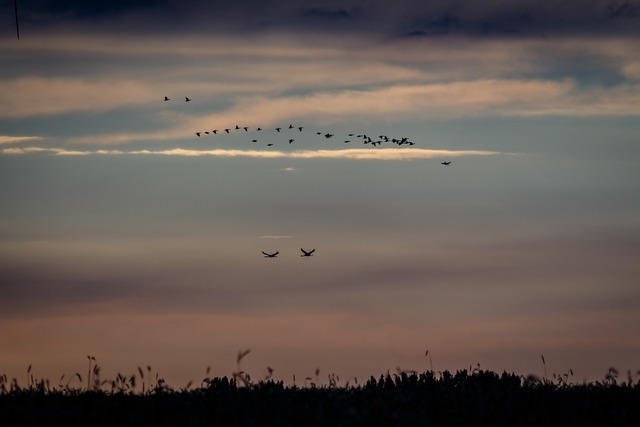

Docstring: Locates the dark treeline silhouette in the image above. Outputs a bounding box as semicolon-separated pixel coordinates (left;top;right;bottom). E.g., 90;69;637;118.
2;369;639;426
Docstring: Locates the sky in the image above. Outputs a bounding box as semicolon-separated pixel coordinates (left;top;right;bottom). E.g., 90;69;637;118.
1;0;639;388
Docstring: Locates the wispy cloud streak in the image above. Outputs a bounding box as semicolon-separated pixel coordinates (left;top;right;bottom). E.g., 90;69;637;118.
0;136;43;145
1;147;501;160
1;147;90;156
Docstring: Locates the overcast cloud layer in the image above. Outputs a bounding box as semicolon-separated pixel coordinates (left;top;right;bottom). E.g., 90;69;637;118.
1;0;639;387
8;0;640;36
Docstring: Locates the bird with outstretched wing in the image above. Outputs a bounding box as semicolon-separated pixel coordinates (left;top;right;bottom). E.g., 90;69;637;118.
300;248;315;257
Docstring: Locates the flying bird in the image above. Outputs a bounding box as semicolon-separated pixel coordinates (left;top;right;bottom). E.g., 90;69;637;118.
289;139;295;143
235;125;240;130
195;132;201;137
257;127;263;131
276;127;281;132
298;127;303;132
300;248;315;257
164;96;170;101
212;130;218;134
185;97;191;102
243;127;249;131
262;251;279;258
324;133;334;138
224;129;230;133
441;161;451;166
288;124;294;129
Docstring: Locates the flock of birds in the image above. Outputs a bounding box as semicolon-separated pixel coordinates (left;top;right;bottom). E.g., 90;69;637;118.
262;249;315;258
164;97;452;257
192;122;419;149
162;95;435;150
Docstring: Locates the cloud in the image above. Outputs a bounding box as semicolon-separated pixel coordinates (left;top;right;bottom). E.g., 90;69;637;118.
0;136;43;145
182;79;640;131
3;32;639;152
1;147;501;160
301;7;362;21
0;77;159;118
1;147;90;156
16;0;640;37
622;62;640;80
4;75;639;139
608;2;640;18
64;77;639;146
2;31;639;126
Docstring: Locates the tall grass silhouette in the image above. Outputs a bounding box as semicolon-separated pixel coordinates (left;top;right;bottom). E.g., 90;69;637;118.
1;352;639;426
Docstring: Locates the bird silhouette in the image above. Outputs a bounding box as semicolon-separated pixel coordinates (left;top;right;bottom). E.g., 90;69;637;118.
441;161;451;165
288;124;294;129
276;127;281;132
289;139;295;143
324;133;334;138
235;125;240;130
257;127;263;131
195;132;201;137
262;251;279;258
243;127;249;131
212;130;218;134
224;129;230;133
300;248;315;257
185;97;191;102
298;127;303;132
164;96;170;101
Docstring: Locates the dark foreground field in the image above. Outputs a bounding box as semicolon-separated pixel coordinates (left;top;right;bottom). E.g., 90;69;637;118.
2;369;639;427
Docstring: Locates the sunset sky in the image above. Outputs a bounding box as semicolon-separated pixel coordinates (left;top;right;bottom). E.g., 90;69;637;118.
1;0;639;387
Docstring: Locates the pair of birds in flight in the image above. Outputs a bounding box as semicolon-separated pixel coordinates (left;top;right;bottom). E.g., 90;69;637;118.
262;249;315;258
164;96;190;102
